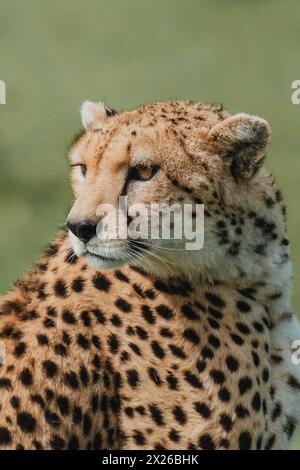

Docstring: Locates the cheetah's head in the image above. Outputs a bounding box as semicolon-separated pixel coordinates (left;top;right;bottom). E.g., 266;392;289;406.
67;100;289;286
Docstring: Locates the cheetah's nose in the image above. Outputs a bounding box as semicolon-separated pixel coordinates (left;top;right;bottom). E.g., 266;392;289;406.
67;219;97;243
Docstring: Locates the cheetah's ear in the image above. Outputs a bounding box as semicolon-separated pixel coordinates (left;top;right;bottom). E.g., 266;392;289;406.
208;113;271;180
80;101;117;130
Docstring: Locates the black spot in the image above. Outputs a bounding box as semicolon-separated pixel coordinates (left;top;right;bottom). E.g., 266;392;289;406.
253;321;264;333
155;304;174;320
0;427;12;445
284;417;296;439
62;331;72;346
230;333;244;346
92;274;111;292
208;334;220;349
205;292;225;308
0;378;12;390
220;413;233;432
145;289;156;300
20;368;33;386
17;412;37;433
239;377;253;395
218;387;231;402
181;304;199;321
136;326;148;340
72;277;85;293
169;344;186;359
93;431;103;449
199;433;215;450
45;410;60;428
92;335;101;350
133;430;146;446
111;314;122;327
10;396;20;409
226;355;239;372
14;341;26;357
64;371;79;390
252;351;260;367
262;367;270;383
43;360;58;378
196;360;206;372
54;343;67;357
129;342;142;356
83;413;92;436
208;318;220;330
149;404;164;425
183;328;200;344
72;406;82;425
169;429;180;442
287;374;300;390
132;283;145;298
79;364;89;386
77;333;90;350
68;434;80;450
136;406;146;415
92;308;106;324
30;394;45;408
148;368;162;386
125;407;134;417
54;279;67;298
114;270;129;282
236;322;250;335
45;243;59;257
141;305;156;324
108;333;119;353
271;402;282;421
57;395;70;416
166;373;178;390
80;311;91;327
127;369;139;387
115;297;132;313
184;371;202;389
256;435;263;450
37;334;49;346
50;434;65;450
44;317;56;328
201;346;214;359
236;300;251;313
62;310;77;324
151;341;165;359
195;402;211;419
173;405;187;425
239;431;252;450
210;369;225;385
264;434;276;450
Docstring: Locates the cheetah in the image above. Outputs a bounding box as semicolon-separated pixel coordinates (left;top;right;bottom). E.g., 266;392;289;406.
0;100;300;450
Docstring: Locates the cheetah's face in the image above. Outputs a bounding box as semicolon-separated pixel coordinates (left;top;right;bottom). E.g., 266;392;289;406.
67;100;272;280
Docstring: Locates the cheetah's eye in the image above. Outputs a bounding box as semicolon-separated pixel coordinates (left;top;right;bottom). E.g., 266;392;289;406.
130;165;159;181
71;163;87;177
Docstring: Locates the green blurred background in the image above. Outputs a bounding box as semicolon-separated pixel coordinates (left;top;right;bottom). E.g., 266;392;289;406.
0;0;300;448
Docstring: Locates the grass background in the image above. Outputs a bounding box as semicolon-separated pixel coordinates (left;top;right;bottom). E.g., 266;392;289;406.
0;0;300;448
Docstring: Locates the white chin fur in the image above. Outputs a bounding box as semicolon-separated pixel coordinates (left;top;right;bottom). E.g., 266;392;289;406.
84;252;125;269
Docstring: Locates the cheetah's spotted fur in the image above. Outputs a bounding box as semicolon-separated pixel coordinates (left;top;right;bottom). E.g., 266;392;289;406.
0;100;300;450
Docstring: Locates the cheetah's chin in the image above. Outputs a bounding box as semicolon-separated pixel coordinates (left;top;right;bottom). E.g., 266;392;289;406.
85;251;125;269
